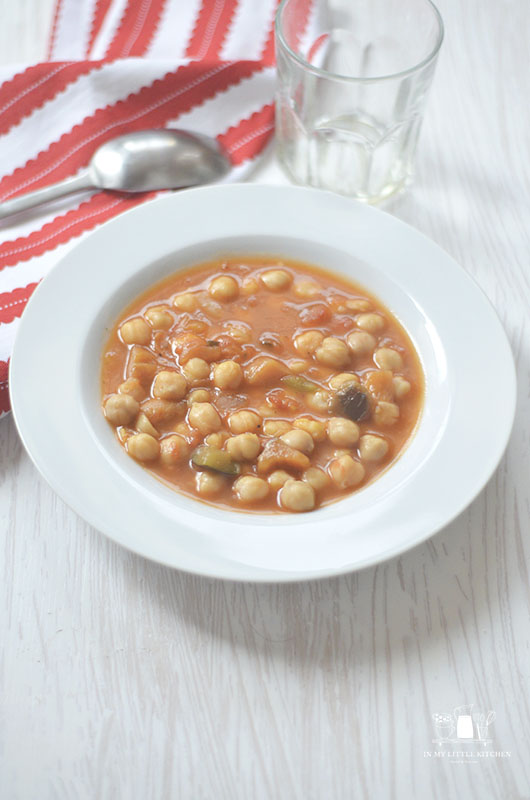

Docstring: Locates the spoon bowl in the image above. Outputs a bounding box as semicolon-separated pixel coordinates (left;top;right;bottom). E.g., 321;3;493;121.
90;129;231;192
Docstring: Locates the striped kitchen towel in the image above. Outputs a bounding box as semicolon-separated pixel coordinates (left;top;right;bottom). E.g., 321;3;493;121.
0;0;316;418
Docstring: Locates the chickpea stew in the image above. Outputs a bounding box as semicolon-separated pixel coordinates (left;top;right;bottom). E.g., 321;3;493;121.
101;257;424;513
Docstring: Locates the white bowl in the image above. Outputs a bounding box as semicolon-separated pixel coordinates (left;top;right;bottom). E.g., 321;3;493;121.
10;184;516;581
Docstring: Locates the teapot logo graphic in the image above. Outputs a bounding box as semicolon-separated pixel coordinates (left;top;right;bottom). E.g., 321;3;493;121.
432;705;496;748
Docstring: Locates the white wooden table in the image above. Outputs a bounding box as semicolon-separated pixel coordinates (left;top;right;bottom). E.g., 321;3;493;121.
1;2;529;798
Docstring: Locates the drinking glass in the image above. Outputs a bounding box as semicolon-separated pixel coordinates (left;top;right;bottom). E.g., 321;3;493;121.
275;0;444;203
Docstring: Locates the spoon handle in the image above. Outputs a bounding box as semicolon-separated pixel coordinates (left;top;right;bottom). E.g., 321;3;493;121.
0;170;94;221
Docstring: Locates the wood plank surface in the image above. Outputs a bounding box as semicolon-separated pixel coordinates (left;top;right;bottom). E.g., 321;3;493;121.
1;1;529;798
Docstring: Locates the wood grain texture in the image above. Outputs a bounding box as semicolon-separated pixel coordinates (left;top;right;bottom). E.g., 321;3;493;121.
1;1;530;798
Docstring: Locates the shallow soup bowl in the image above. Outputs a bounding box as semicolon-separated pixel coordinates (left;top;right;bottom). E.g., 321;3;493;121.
9;184;516;581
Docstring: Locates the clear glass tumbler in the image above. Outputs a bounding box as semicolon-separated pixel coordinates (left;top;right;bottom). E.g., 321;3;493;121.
275;0;444;203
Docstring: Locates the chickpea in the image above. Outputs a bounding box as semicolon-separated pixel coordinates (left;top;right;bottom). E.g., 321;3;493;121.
328;455;365;488
294;330;324;358
288;359;309;374
306;390;331;414
196;471;226;495
126;433;160;462
345;298;372;312
263;420;291;437
208;275;239;302
204;431;230;448
240;277;259;296
280;429;314;455
136;412;159;438
104;393;139;426
228;410;262;434
293;280;320;299
224;323;252;343
327;417;360;446
173;292;198;312
183;358;210;383
153;370;187;401
293;418;326;442
226;433;260;461
145;306;173;330
328;372;360;390
393;376;411;399
160;434;189;465
118;377;145;402
188;389;210;404
260;269;292;291
234;476;269;503
359;434;389;461
315;336;350;368
374;348;403;371
213;360;243;390
346;330;377;356
303;467;330;491
267;470;293;491
120;317;151;345
374;401;399;426
356;313;386;333
279;480;315;512
188;402;222;434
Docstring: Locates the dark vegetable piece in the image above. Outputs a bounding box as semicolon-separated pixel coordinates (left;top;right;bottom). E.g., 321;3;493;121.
191;445;240;475
207;340;220;347
334;384;369;422
281;375;320;393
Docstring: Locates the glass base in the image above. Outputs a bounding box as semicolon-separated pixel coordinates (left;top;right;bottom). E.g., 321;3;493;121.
276;153;413;206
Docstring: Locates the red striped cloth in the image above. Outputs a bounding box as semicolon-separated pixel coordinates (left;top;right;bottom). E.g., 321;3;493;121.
0;0;315;418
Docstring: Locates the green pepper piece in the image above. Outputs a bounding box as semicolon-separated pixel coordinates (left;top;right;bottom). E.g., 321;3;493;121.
191;445;240;475
281;375;320;393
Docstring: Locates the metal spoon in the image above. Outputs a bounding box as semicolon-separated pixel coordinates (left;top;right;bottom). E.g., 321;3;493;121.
0;129;231;220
